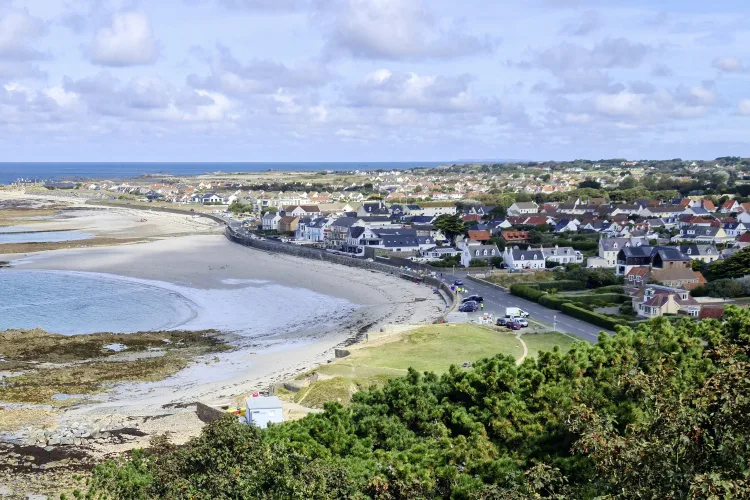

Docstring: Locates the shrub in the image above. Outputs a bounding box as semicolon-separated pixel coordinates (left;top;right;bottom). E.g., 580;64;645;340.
510;284;547;301
560;303;625;330
538;294;572;310
594;285;625;294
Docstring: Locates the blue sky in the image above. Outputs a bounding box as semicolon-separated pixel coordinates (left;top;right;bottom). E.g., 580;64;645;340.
1;0;750;162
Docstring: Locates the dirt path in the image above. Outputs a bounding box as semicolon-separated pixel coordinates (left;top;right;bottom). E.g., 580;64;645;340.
515;334;528;365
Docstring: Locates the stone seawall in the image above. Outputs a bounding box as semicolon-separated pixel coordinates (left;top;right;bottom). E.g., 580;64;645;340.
225;227;455;308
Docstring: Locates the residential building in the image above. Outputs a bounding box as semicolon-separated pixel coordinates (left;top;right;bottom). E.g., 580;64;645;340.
506;201;539;216
502;246;546;270
261;212;282;231
501;230;530;244
541;245;584;265
356;201;390;217
278;216;299;233
327;217;362;249
598;236;648;268
461;243;501;267
679;244;719;263
616;246;691;276
421;246;460;260
632;285;700;319
671;225;730;244
283;205;321;218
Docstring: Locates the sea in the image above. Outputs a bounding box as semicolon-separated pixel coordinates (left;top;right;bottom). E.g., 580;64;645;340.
0;162;448;185
0;269;356;337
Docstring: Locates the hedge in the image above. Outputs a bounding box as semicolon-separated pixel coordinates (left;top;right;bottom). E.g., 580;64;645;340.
560;303;625;330
509;284;547;301
538;294;573;310
593;285;625;294
526;280;586;291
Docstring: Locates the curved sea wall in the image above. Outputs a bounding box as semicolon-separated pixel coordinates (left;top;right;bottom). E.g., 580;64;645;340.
225;227;455;309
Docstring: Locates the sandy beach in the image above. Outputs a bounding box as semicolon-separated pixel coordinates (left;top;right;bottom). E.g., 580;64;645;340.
0;196;445;456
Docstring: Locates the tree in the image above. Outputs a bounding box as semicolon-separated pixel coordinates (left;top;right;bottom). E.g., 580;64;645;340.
578;179;601;189
434;214;468;245
619;175;637;190
86;308;750;498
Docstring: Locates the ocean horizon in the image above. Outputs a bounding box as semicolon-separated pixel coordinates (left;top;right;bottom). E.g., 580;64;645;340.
0;161;450;185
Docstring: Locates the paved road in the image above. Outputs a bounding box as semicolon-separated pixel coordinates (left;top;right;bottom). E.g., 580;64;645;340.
446;272;611;343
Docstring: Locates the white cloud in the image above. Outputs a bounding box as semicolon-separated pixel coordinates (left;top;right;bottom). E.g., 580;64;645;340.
739;99;750;116
90;12;158;67
712;56;746;73
0;8;46;62
322;0;497;61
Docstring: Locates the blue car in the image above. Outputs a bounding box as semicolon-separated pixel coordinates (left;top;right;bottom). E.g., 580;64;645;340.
454;279;463;286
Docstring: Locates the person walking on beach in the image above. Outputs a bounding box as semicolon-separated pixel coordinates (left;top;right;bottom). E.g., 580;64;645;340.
480;302;484;310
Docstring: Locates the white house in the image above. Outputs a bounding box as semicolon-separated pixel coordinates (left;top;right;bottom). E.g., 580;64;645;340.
283;205;322;218
597;236;648;268
542;245;584;265
421;246;460;261
261;212;282;231
460;243;501;267
245;396;283;429
502;247;546;270
507;201;539;216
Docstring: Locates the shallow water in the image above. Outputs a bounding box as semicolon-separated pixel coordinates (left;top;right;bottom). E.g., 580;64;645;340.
0;228;93;244
0;269;357;337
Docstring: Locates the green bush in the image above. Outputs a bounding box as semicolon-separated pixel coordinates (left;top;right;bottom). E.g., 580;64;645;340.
594;285;625;294
510;284;547;301
560;303;625;330
538;294;572;310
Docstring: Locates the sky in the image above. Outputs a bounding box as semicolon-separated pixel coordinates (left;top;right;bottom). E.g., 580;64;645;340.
1;0;750;162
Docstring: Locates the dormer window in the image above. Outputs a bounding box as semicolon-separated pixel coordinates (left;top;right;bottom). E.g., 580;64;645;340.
687;248;691;254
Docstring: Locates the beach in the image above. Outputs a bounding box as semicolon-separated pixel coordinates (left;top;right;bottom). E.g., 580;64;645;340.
0;195;444;459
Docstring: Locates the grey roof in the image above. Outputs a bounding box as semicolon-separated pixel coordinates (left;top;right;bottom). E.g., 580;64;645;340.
619;245;657;258
348;226;366;239
600;237;647;251
417;236;434;245
467;244;501;259
310;217;329;228
246;396;283;410
332;217;360;228
542;246;578;258
679;244;717;256
510;248;545;260
690;207;709;215
680;225;720;237
512;201;538;209
406;204;421;210
655;247;690;261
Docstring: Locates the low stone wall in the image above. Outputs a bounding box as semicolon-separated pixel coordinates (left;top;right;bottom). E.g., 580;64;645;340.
225;227;456;310
196;402;227;424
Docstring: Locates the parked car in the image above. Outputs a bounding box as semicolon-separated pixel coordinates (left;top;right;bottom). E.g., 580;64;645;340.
516;319;529;328
462;295;483;303
506;322;521;331
454;279;463;286
496;318;507;326
459;301;478;312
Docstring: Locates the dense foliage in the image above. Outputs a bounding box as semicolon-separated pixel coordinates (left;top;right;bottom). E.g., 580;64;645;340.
84;308;750;498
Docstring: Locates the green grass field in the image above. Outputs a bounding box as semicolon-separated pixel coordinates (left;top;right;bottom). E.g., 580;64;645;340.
523;331;582;359
289;324;583;409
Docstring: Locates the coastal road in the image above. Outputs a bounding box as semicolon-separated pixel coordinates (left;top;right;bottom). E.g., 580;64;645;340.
448;273;611;343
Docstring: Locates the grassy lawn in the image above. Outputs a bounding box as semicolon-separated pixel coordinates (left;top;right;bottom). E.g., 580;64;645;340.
485;271;555;288
289;324;583;409
523;331;582;359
